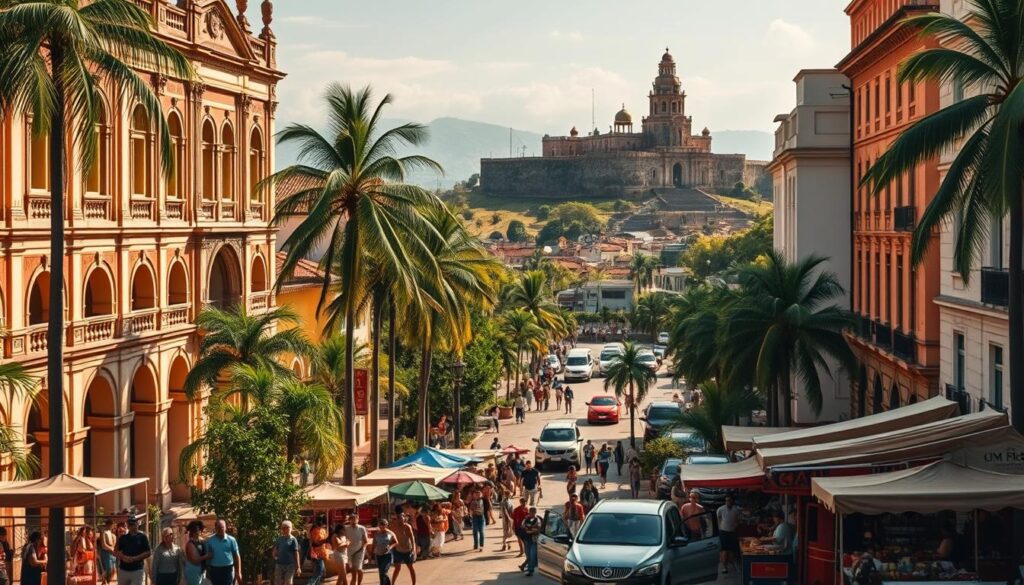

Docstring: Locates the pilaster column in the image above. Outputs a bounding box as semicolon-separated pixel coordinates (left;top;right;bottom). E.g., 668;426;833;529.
130;399;172;508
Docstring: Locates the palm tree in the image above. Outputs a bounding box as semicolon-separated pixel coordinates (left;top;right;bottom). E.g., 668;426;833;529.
721;252;856;426
269;84;443;483
506;270;563;333
603;341;653;448
0;362;37;479
495;333;522;397
862;0;1024;431
184;305;311;400
629;254;660;294
632;292;671;338
671;382;761;454
666;286;737;386
500;310;545;398
0;1;192;569
217;364;345;482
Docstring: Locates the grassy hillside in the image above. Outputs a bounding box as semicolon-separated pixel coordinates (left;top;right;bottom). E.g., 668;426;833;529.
456;192;618;239
708;193;773;216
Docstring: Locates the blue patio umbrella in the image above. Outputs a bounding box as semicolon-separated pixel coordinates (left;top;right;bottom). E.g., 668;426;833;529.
387;446;481;469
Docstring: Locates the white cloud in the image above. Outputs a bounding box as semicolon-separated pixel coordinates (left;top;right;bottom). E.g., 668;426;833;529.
765;19;815;53
549;29;584;42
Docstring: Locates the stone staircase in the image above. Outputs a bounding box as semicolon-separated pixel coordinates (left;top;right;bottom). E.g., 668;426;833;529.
652;187;723;211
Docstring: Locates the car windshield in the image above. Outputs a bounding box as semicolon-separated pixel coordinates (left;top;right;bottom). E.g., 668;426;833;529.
648;407;680;422
540;428;576;442
689;456;730;465
591;397;617;406
600;350;622;360
660;459;682;475
566;356;587;366
576;513;661;546
638;354;657;362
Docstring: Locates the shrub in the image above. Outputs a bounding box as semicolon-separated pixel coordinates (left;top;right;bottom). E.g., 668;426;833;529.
506;220;528;242
462;209;475;220
491;212;502;225
639;436;684;475
379;436;419;464
536;205;551;221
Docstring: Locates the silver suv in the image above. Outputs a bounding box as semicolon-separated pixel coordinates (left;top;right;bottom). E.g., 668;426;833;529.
532;420;583;470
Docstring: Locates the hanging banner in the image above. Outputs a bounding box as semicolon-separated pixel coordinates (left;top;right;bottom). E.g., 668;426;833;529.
354;368;369;415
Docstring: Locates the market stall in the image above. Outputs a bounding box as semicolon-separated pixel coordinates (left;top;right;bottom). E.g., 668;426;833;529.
813;461;1024;585
722;426;797;452
357;463;453;486
388;446;480;468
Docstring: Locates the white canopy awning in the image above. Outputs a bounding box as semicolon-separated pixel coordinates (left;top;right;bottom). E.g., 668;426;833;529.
304;483;388;508
812;460;1024;515
356;464;452;487
0;474;148;508
721;426;797;451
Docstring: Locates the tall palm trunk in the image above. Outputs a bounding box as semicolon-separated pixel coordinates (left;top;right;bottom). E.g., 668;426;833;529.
779;366;794;427
369;295;383;471
417;346;433;446
47;42;68;584
628;380;636;448
387;297;397;464
342;303;356;484
1009;200;1023;432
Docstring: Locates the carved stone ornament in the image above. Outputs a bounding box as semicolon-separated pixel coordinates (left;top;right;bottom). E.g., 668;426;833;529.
152;74;168;96
240;94;253;116
190;82;206;101
205;10;226;40
236;0;251;32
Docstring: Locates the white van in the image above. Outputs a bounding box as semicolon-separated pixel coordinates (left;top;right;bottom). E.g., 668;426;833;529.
563;348;594;381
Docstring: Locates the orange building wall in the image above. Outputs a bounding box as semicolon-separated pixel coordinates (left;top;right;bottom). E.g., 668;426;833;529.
838;0;942;414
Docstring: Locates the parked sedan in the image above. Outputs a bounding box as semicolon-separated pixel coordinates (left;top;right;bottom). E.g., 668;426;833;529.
545;353;563;373
655;458;683;499
638;350;660;377
585;395;622;424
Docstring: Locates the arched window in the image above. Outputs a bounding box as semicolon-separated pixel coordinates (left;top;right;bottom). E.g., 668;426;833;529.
889;382;900;410
84;268;114;317
131;264;156;311
130;105;151;197
201;120;216;200
872;373;884;413
249;127;264;209
250;255;267;293
85;105;110;196
27;272;50;325
661;101;667;113
671;102;677;113
221;124;235;201
168;261;188;305
167;112;184;199
857;366;867;418
28;115;49;193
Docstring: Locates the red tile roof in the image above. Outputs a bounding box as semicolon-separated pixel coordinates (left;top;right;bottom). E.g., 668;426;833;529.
276;251;327;288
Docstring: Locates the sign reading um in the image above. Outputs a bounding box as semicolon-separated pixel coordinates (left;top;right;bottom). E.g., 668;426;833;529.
354;368;369;415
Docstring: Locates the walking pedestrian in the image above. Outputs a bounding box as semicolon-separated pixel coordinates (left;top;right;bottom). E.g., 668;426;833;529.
271;521;301;585
533;384;543;411
204;519;240;585
499;489;514;552
372;519;396;585
514;393;526;423
428;504;448;557
489;437;501;450
489;405;500;433
482;481;495;525
564;385;574;413
413;507;431;559
19;532;45;585
520;460;542;506
437;415;448;448
554;385;563;411
184;521;210;585
629;459;642;498
597;444;612;488
114;517;151;585
151;528;183;585
580;479;599;513
391;514;416;585
717;494;741;574
680;490;706;537
614;441;625;476
343;514;368;585
449;492;466;541
512;498;529;557
524;381;534;411
565;465;578;495
542;384;551;411
520;508;542;576
563;494;585;536
582;440;595;475
307;520;328;585
98;520;117;585
329;524;349;581
469;487;486;551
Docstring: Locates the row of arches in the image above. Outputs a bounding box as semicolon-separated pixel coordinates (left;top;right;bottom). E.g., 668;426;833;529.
24;249;267;325
28;103;266;213
855;365;918;417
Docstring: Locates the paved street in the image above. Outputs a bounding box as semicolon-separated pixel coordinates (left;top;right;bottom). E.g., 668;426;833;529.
356;342;687;584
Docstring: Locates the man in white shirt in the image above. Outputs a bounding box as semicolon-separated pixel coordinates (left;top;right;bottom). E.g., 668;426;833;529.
716;494;741;574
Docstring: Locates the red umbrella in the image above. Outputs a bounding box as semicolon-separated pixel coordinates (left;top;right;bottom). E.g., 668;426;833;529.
439;470;488;487
500;445;530;455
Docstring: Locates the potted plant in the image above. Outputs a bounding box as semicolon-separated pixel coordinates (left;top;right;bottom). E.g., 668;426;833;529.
496;398;515;420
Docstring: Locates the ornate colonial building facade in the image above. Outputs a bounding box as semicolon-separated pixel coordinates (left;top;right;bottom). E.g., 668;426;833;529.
481;50;762;198
838;0;942;417
0;0;284;510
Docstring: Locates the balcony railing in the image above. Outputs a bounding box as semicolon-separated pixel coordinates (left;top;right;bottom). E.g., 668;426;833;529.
198;201;216;220
26;324;48;354
945;383;972;415
129;197;155;220
978;397;1006;413
249;291;271;313
893;330;915;363
893;205;915;231
874;321;892;351
80;315;117;344
28;195;51;220
165;199;185;221
123;309;158;336
857;314;872;340
980;267;1009;307
162;305;190;327
83;195;112;220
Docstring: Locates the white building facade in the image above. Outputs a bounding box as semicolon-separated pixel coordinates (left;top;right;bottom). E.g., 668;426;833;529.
935;0;1011;416
768;69;853;423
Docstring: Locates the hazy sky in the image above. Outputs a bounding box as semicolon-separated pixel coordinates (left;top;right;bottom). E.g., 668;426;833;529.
269;1;851;135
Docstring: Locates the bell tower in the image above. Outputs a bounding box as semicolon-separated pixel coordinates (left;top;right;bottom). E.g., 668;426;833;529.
644;48;690;148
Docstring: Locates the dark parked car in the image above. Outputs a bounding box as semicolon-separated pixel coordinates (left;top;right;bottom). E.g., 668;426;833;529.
641;402;684;442
655;458;683;499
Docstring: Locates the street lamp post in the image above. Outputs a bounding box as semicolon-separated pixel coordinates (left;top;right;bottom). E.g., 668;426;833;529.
452;360;465;448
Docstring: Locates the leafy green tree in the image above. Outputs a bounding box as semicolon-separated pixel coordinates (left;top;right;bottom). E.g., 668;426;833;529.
666;286;740;387
632;292;671;337
506;220;528;242
721;252;856;426
679;214;772;278
672;382;761;453
0;363;37;479
0;1;193;567
862;0;1024;431
535;204;551;221
549;202;605;230
185;406;307;581
500;310;545;396
269;84;442;483
184;305;310;399
603;341;653;448
638;437;683;475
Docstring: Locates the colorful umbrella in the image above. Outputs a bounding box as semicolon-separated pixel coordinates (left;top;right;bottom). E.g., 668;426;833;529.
500;445;530;455
439;470;488;487
388;480;451;502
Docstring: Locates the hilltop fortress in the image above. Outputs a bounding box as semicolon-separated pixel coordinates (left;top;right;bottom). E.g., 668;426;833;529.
481;49;766;198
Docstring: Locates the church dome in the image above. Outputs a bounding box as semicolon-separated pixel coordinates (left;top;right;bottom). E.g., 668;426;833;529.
615;105;632;124
661;47;674;62
702;127;710;136
570;126;579;137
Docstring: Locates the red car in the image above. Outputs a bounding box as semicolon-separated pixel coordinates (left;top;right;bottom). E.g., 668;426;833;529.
586;395;622;424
